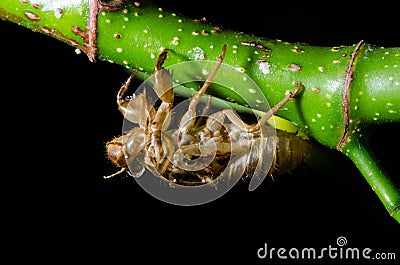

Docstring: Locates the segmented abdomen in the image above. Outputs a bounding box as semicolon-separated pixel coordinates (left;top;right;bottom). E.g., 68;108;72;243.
163;127;312;185
270;130;312;176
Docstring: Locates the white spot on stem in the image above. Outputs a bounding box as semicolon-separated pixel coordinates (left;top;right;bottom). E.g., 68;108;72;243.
188;47;205;60
257;60;271;74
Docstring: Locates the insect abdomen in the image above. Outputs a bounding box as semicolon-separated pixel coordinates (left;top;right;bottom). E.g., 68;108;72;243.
271;130;312;176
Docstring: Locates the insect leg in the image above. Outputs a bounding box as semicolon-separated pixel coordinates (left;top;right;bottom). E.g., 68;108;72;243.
153;48;174;104
152;48;175;131
117;69;139;117
208;82;302;135
178;44;227;134
192;95;213;129
202;82;302;148
150;50;177;173
248;82;303;133
207;109;250;133
188;44;227;114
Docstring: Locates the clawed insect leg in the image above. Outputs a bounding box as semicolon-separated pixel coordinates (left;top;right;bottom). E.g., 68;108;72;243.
151;48;174;137
153;48;174;104
206;82;302;134
116;69;150;127
155;48;169;71
117;69;139;116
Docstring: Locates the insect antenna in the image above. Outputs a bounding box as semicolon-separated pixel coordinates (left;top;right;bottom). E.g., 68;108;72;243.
103;167;127;179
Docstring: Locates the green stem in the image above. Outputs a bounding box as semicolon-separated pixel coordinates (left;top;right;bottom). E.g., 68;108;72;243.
343;138;400;222
1;1;398;147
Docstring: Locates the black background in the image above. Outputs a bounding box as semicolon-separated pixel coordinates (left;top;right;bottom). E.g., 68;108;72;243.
2;0;399;263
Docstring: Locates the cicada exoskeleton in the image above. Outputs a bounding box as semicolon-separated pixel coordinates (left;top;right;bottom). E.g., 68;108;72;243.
105;44;312;202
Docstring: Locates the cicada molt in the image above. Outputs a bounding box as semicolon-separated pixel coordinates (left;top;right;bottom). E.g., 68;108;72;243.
105;44;312;189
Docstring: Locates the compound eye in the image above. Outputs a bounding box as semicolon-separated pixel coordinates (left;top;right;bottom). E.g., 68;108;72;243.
107;140;127;168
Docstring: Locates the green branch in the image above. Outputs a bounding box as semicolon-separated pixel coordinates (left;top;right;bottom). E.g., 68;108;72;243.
1;0;399;223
